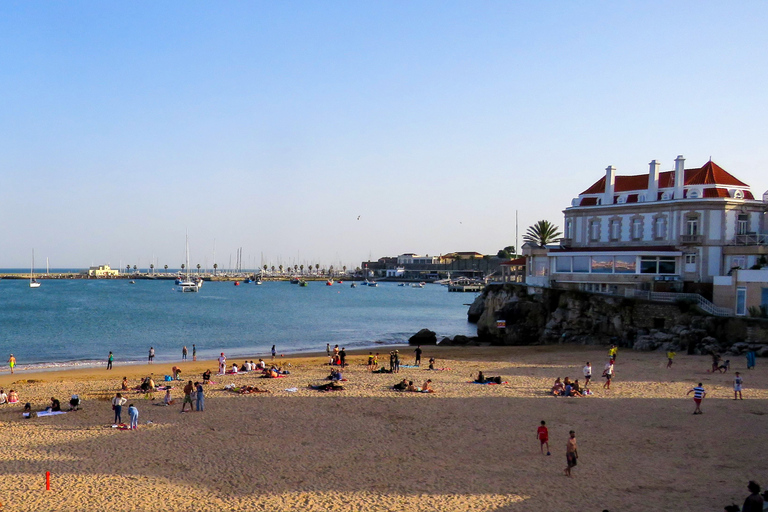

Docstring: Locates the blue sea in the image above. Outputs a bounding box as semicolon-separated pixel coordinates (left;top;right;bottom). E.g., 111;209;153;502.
0;279;477;370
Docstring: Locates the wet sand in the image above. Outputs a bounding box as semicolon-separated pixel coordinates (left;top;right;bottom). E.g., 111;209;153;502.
0;345;765;511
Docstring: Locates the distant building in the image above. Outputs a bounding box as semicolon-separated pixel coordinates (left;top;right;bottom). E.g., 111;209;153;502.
88;265;120;277
713;269;768;316
397;254;438;265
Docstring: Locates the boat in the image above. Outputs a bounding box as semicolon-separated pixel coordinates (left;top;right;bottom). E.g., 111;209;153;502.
29;249;41;288
300;280;308;287
367;281;378;287
234;281;240;286
398;283;406;287
326;279;333;286
350;283;357;288
177;234;203;293
290;277;300;284
411;282;425;288
129;280;136;284
255;278;263;285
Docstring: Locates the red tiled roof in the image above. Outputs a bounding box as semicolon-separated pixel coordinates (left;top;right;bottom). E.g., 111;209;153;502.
579;160;749;195
579;197;598;206
500;257;526;266
703;188;730;198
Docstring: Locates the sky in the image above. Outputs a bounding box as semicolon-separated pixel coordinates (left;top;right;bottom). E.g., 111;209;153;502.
1;1;767;270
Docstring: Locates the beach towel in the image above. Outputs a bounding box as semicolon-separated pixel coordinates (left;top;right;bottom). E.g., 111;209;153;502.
284;388;298;392
36;410;67;417
400;365;420;368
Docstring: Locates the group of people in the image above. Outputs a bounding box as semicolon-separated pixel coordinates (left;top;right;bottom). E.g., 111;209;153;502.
550;377;590;397
111;393;139;429
392;378;435;393
327;345;347;367
0;389;20;404
535;421;579;477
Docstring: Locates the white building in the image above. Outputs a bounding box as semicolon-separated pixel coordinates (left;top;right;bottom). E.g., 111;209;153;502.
396;253;439;265
525;156;768;299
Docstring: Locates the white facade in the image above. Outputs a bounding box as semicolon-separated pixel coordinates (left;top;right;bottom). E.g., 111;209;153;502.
527;156;768;294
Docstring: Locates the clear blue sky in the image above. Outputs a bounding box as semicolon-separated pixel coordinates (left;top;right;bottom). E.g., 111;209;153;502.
1;2;767;269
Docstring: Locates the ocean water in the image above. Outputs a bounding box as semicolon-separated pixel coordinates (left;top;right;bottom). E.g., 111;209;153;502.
0;279;477;369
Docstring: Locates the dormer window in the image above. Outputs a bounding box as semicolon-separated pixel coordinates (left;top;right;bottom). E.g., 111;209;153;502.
687;189;701;199
732;190;744;199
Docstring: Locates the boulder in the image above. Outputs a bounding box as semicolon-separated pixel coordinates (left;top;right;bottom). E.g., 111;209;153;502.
409;329;437;345
451;335;475;346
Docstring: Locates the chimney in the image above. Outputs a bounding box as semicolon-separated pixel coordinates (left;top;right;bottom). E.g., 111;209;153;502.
604;165;616;205
674;155;685;199
647;159;660;201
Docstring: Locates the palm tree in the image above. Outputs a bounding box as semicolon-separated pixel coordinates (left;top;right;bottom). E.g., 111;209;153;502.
278;265;284;274
133;265;137;273
523;220;562;247
342;265;347;275
150;263;154;275
213;263;218;275
300;264;304;274
329;265;334;276
196;263;201;275
164;264;168;273
270;265;275;274
315;264;320;273
126;264;130;274
181;264;186;272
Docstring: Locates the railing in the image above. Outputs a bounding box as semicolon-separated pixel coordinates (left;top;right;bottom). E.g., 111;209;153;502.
732;233;768;246
679;234;702;244
624;289;733;316
559;237;573;248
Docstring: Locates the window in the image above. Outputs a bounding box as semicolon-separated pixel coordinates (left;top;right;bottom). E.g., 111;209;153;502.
733;190;744;199
688;189;701;199
736;287;747;316
572;256;590;273
614;256;636;274
591;256;613;273
632;218;643;240
686;217;699;236
589;220;600;242
731;256;746;270
556;257;571;273
610;219;621;241
654;217;667;240
564;220;573;239
617;195;627;204
661;191;672;200
737;214;749;235
640;256;676;274
685;254;696;264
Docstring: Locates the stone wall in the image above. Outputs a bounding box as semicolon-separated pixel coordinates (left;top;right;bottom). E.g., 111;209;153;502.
468;283;768;357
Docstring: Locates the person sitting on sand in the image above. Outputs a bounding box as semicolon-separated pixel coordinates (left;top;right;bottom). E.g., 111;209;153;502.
572;379;584;396
551;378;564;396
393;379;408;391
8;390;19;403
406;381;417;392
68;394;80;411
230;363;238;374
202;370;211;384
22;402;31;418
257;359;266;370
241;362;249;372
328;369;344;381
0;389;7;405
144;377;156;400
48;397;61;412
422;379;435;393
428;357;435;370
476;371;487;384
163;389;174;406
121;377;129;391
563;377;572;388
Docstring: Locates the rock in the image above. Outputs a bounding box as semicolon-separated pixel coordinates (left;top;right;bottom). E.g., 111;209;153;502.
437;337;453;346
633;335;659;351
467;295;485;324
409;329;437;345
758;346;768;358
451;335;475;346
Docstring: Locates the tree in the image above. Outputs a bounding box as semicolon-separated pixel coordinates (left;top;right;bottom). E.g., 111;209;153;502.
133;265;137;272
294;265;298;272
263;265;268;273
300;265;304;274
150;263;154;275
523;220;562;247
342;265;347;275
126;264;130;274
196;263;201;274
315;264;320;272
271;265;275;273
279;265;283;274
497;245;516;259
213;263;218;275
329;265;334;276
181;264;186;271
164;264;168;272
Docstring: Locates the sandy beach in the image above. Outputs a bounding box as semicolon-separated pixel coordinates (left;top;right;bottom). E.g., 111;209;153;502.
0;345;765;511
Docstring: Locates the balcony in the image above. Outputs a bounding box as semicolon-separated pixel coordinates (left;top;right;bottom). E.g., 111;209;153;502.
559;237;573;248
679;234;703;244
732;233;768;246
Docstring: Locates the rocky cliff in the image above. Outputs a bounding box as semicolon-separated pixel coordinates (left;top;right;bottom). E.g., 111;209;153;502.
468;283;768;357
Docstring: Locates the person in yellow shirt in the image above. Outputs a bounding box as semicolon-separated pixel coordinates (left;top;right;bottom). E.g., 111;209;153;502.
667;350;676;369
608;345;618;360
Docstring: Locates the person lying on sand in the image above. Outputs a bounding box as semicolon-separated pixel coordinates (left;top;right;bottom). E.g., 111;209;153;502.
475;372;502;384
238;386;270;394
392;379;408;391
308;382;344;392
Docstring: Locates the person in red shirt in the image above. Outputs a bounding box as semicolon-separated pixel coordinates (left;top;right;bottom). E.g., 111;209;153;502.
537;420;550;455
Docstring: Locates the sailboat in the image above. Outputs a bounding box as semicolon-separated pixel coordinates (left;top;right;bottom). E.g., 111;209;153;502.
178;234;202;293
30;250;41;288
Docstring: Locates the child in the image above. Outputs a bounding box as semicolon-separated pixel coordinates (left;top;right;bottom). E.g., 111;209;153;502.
537;420;550;455
666;350;676;369
733;372;743;400
717;359;730;373
128;404;139;430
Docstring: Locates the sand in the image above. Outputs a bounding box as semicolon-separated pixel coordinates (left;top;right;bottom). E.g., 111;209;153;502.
0;345;765;511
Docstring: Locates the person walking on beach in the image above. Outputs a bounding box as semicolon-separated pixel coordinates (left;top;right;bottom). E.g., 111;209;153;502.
608;344;618;360
182;346;188;361
339;347;347;367
195;381;204;411
537;421;550;455
107;351;114;370
181;381;194;412
582;362;592;387
8;354;16;374
128;403;139;430
602;360;614;389
564;430;578;477
414;346;422;366
734;372;744;400
686;382;706;414
393;350;400;373
218;353;226;375
326;343;331;357
148;347;155;364
271;345;276;361
192;344;197;362
112;393;127;424
667;350;676;369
